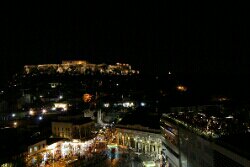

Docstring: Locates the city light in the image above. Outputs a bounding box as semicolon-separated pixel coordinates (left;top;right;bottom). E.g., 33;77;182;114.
54;103;68;111
29;109;35;116
218;97;228;101
59;95;63;99
13;122;17;127
176;85;187;92
42;109;47;114
104;103;110;108
12;113;16;117
38;116;43;120
72;139;80;143
24;61;139;76
122;102;134;108
143;161;156;167
163;113;222;139
140;102;146;107
83;93;92;103
47;143;57;150
107;144;118;149
226;115;234;119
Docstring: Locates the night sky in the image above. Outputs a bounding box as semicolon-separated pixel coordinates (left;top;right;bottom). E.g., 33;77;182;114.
0;2;249;86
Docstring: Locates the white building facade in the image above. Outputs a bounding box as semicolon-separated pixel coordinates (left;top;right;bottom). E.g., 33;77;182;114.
116;125;162;158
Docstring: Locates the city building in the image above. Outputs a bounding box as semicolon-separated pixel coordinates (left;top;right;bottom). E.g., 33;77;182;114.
26;138;65;166
115;111;162;159
116;125;162;156
160;112;250;167
52;117;95;140
28;139;46;156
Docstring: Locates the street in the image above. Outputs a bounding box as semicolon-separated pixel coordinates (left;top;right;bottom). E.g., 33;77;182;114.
27;126;162;167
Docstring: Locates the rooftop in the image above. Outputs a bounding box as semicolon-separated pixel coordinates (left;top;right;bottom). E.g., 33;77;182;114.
162;112;250;159
53;117;93;125
162;106;249;139
27;136;65;146
46;137;66;145
117;110;161;132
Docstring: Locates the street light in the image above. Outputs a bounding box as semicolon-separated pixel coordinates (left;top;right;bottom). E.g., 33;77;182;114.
140;102;146;107
176;85;187;92
42;109;47;114
13;122;17;127
29;109;35;116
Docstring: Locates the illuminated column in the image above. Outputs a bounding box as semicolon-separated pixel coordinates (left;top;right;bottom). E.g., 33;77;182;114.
117;133;119;144
146;143;149;153
97;110;104;125
158;145;161;154
116;133;118;144
128;137;130;147
119;133;122;145
120;134;123;145
143;143;146;153
151;144;154;153
122;135;124;145
138;142;140;152
118;133;121;145
156;144;159;154
125;136;127;146
142;142;145;153
141;142;144;153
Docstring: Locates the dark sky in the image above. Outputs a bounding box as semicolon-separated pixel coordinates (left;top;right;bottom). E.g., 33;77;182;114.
0;2;249;85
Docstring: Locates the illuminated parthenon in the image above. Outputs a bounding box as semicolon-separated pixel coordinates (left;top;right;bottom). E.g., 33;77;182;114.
23;60;139;75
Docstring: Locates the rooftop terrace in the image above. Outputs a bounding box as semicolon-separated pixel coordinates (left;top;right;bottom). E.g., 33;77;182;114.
162;111;249;139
